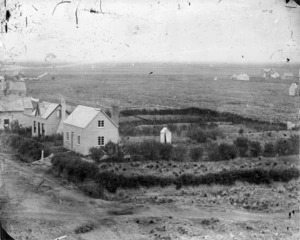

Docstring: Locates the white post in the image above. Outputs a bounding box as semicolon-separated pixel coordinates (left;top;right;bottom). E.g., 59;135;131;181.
41;150;44;161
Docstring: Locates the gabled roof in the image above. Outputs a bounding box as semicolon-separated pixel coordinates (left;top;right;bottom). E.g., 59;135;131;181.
160;127;170;134
63;105;118;129
0;96;31;112
33;101;60;119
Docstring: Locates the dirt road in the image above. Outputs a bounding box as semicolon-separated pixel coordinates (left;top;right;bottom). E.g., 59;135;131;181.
0;148;299;240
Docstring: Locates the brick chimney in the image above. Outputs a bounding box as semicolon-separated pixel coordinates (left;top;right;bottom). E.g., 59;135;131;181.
61;98;66;121
111;105;119;126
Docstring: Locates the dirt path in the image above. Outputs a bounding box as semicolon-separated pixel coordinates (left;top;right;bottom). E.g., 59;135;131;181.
0;147;299;239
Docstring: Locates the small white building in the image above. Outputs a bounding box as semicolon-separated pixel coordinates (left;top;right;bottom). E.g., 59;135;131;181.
289;83;299;96
282;72;294;80
237;73;250;81
271;72;280;79
160;127;171;144
63;105;119;155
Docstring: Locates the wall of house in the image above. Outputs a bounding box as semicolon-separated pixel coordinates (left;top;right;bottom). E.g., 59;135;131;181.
0;111;31;129
63;124;86;154
63;111;119;156
31;108;62;137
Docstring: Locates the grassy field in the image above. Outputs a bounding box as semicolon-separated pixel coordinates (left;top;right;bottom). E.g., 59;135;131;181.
10;62;299;123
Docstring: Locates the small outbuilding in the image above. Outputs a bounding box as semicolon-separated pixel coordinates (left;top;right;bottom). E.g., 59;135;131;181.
237;73;250;81
282;72;294;80
160;127;171;144
289;83;299;96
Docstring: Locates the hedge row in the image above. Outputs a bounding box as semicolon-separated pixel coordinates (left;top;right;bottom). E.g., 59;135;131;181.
7;134;51;162
50;153;300;193
96;167;300;193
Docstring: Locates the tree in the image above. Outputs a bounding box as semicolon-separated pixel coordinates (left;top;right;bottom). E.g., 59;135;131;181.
263;142;275;157
234;137;249;157
189;146;204;161
249;141;262;158
219;143;238;160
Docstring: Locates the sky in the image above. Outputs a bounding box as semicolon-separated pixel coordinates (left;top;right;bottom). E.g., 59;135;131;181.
0;0;299;64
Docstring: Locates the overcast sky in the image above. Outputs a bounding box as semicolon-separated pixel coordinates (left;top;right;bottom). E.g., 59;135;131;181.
0;0;299;64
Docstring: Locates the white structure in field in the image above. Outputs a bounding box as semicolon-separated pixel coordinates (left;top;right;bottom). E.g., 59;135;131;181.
271;72;280;79
282;72;294;80
289;83;299;96
160;127;171;144
230;73;249;81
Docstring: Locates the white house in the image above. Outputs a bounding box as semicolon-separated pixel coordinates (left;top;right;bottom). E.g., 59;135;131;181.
271;72;280;79
289;83;299;96
0;95;33;129
160;127;171;144
63;105;119;155
282;72;294;80
237;73;250;81
31;99;68;137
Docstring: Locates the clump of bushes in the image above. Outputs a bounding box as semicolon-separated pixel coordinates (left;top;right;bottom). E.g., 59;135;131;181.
51;153;98;182
7;134;51;162
4;120;31;137
124;140;176;161
218;143;238;160
187;127;223;143
95;167;300;193
189;146;204;161
90;142;126;162
234;137;249;157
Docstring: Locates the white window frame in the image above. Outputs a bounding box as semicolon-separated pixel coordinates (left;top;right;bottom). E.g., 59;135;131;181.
98;120;104;128
98;136;104;146
66;132;69;141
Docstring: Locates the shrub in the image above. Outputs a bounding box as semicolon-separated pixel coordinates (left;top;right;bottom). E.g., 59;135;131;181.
159;143;173;161
275;139;291;156
104;141;126;162
207;143;222;162
249;141;262;158
218;143;238;160
139;140;160;160
171;145;187;162
89;147;105;162
189;146;204;161
289;135;299;155
234;137;249;157
263;142;276;157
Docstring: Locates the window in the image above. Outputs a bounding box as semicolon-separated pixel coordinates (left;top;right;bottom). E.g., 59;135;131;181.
66;132;69;141
57;109;61;118
77;136;80;145
42;124;45;136
33;121;36;133
4;119;9;125
98;136;104;146
98;120;104;128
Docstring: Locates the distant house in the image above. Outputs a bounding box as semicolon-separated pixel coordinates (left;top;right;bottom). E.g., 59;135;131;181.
282;72;294;80
237;73;250;81
31;99;68;137
0;95;33;129
262;68;274;79
160;127;171;144
271;72;280;79
0;75;26;97
230;74;238;80
63;105;119;155
289;83;299;96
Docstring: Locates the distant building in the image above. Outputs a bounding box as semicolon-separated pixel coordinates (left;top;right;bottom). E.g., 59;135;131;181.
237;73;250;81
270;72;280;79
63;105;119;155
31;99;68;137
287;121;296;130
0;75;26;97
262;68;275;79
282;72;294;80
160;127;172;144
230;74;238;80
289;83;299;96
0;95;33;129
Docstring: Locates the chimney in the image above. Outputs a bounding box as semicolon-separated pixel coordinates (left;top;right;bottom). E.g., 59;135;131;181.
111;105;119;126
61;98;66;121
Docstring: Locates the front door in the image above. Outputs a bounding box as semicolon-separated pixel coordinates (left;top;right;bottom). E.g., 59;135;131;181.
71;132;74;149
38;122;40;136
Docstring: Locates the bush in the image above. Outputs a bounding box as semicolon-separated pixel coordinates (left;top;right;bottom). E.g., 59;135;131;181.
171;145;187;162
139;140;160;160
104;141;126;162
289;135;299;155
263;142;276;157
207;143;221;162
249;141;262;158
7;134;51;162
89;147;105;162
275;139;291;156
189;146;204;161
159;143;173;161
218;143;238;160
234;137;249;157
